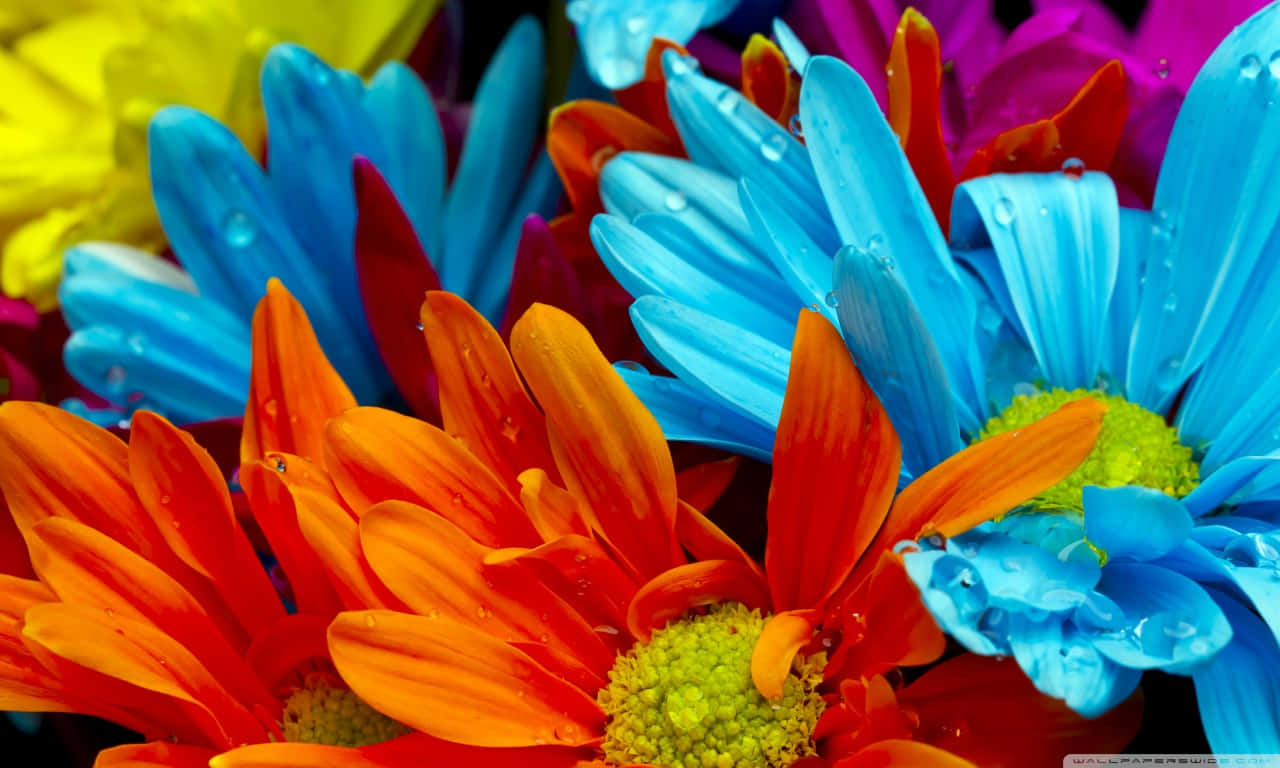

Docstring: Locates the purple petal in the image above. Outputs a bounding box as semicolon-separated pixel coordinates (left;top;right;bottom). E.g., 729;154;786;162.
783;0;897;108
1032;0;1130;49
1133;0;1270;91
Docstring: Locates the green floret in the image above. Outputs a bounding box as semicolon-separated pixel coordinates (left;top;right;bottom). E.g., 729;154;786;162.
281;674;409;747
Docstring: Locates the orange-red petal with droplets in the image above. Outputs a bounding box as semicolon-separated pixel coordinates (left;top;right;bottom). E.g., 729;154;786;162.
820;675;912;758
242;279;356;468
766;311;900;613
95;742;219;768
329;610;606;748
0;575;69;712
211;732;594;768
129;411;284;638
626;560;771;642
887;9;954;231
420;291;557;491
510;304;682;581
291;487;405;611
518;469;592;541
0;506;32;578
547;100;683;213
834;739;977;767
324;407;539;547
675;457;739;513
613;38;688;136
359;500;613;675
742;34;797;125
750;609;820;700
867;399;1104;565
240;461;346;617
244;613;331;697
959;119;1060;180
898;654;1142;767
675;501;765;583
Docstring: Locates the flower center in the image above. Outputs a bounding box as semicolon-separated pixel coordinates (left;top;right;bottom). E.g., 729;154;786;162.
598;603;824;768
281;673;409;747
980;388;1199;512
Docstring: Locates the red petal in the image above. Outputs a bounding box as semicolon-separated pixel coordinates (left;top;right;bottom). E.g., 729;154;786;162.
612;38;688;136
626;560;771;642
675;456;739;513
353;157;442;422
96;742;219;768
741;34;797;125
498;216;594;344
887;9;954;231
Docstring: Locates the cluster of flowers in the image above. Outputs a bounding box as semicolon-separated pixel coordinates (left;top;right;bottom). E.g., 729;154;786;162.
1;0;1278;765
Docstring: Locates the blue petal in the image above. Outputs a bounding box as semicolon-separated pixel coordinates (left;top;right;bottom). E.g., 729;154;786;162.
662;51;838;254
569;0;732;88
440;16;545;297
1198;366;1280;470
591;214;798;345
833;244;964;476
800;55;986;418
1186;454;1280;516
1083;485;1193;562
1007;613;1142;717
952;247;1022;345
63;243;196;294
630;295;788;427
739;178;836;324
615;365;775;461
950;172;1119;390
1126;3;1280;409
1192;588;1280;753
363;61;446;255
772;18;810;72
1089;563;1233;671
902;549;1007;656
1102;207;1148;381
950;529;1101;612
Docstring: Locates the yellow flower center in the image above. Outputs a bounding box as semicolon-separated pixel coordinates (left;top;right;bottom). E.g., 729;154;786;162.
598;603;824;768
980;388;1199;512
281;674;409;747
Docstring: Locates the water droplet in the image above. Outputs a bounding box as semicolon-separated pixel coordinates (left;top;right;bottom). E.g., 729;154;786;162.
625;14;647;34
222;211;256;247
1155;356;1184;390
993;198;1016;226
274;456;287;472
1061;157;1086;179
663;190;688;212
716;88;740;114
666;55;695;78
590;145;618;173
595;625;621;635
451;492;464;505
364;614;376;628
1189;638;1211;655
476;605;490;619
1241;53;1263;78
760;133;787;162
573;553;587;563
415;321;424;331
1270;51;1280;78
788;113;803;137
1038;206;1049;216
825;291;839;309
499;416;520;441
105;365;127;392
1162;293;1178;313
1154;57;1170;79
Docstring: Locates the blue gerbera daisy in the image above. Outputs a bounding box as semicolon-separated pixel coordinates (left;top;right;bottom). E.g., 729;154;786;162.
590;1;1280;750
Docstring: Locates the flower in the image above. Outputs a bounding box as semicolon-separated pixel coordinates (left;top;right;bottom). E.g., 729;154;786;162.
216;278;1137;765
581;0;1280;749
0;0;438;311
58;16;560;426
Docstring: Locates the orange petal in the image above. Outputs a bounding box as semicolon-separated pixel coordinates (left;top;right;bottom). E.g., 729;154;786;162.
359;500;613;675
129;411;284;638
23;602;265;748
824;551;945;681
240;460;346;617
868;398;1105;562
741;34;797;124
613;38;688;136
819;675;912;757
211;732;593;768
0;574;69;713
0;503;33;578
0;402;161;559
324;407;539;547
750;609;820;700
675;500;765;583
675;456;739;513
242;279;356;468
28;518;277;715
510;304;682;581
328;610;606;748
95;743;219;768
518;469;592;541
244;613;331;697
898;654;1143;767
766;311;900;612
625;560;771;642
834;739;977;768
420;291;558;492
960;60;1127;181
547;100;683;213
292;487;405;611
887;9;954;231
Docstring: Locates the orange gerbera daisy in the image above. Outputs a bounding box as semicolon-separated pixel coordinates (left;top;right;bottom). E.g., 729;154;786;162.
212;282;1139;766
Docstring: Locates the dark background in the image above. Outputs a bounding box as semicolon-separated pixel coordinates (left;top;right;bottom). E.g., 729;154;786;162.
4;0;1203;764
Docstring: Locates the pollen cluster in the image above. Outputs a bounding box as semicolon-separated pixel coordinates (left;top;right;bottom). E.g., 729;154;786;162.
598;603;824;768
980;387;1199;512
281;674;410;747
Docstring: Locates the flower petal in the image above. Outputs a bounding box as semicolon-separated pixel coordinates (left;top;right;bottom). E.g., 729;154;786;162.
291;487;405;611
211;733;591;768
675;458;739;513
1192;588;1280;753
887;9;954;230
836;740;977;768
626;560;771;642
1083;485;1192;561
751;609;819;699
96;743;219;768
741;35;796;123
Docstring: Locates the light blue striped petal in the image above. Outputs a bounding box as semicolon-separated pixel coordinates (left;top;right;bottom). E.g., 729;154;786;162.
950;529;1100;612
630;295;789;427
1193;588;1280;753
1089;563;1233;671
1008;614;1142;718
902;548;1007;656
739;178;836;325
632;210;784;302
616;365;774;461
834;244;964;476
592;214;798;346
663;50;838;254
1186;454;1280;516
364;61;446;255
63;243;196;294
1202;364;1280;467
1083;485;1193;562
951;172;1119;390
568;0;733;88
1127;3;1280;410
801;55;986;417
1103;207;1147;381
440;16;546;297
772;18;810;72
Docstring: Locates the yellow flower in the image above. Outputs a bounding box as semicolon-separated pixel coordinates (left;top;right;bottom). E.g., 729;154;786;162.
0;0;440;310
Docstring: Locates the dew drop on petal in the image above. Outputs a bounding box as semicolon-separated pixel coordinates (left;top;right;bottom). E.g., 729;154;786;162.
664;191;688;212
1061;157;1085;179
223;211;256;247
1241;53;1263;78
1154;57;1170;79
993;198;1015;226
